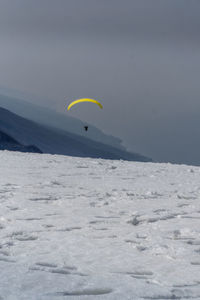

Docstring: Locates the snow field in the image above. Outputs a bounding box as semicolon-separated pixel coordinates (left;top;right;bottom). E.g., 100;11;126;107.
0;151;200;299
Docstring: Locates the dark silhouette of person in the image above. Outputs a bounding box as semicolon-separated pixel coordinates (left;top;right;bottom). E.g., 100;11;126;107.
84;126;88;131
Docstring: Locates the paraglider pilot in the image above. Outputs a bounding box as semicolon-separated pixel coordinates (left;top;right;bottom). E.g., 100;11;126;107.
67;99;103;134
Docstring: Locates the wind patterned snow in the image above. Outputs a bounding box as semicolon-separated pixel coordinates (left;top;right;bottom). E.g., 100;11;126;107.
0;150;200;299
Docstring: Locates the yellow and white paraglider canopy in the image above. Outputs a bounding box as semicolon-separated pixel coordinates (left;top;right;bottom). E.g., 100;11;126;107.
67;98;103;110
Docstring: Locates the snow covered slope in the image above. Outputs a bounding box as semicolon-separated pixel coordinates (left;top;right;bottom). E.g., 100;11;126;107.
0;150;200;299
0;107;151;161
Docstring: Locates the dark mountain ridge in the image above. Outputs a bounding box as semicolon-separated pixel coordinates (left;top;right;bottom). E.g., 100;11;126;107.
0;106;152;161
0;129;42;153
0;93;125;150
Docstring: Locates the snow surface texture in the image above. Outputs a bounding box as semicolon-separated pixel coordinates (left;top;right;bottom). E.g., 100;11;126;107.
0;151;200;300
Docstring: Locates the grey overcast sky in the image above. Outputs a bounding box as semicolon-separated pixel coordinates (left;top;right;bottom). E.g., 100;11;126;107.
0;0;200;164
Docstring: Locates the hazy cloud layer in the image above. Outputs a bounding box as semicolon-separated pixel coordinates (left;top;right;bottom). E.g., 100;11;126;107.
0;0;200;164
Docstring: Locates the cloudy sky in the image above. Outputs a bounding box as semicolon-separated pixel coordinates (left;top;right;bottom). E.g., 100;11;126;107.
0;0;200;164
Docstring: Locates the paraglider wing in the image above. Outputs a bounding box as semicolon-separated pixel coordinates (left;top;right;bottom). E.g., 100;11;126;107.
67;98;103;110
